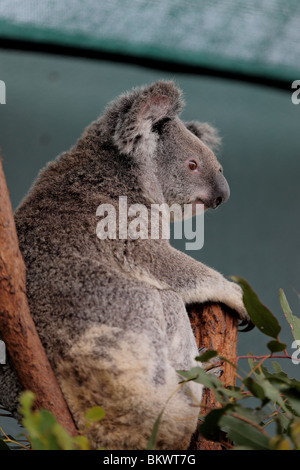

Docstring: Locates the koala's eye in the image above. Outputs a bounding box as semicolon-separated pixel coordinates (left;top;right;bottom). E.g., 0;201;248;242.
188;160;198;171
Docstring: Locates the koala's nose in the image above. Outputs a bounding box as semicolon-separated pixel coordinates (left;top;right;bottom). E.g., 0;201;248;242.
212;175;230;209
214;196;223;209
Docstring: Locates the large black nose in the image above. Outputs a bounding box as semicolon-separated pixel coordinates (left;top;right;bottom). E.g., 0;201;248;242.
212;174;230;209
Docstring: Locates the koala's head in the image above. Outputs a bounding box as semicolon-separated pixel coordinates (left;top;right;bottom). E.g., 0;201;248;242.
111;80;229;211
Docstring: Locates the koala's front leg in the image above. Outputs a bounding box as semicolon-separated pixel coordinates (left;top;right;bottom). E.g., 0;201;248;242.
128;240;249;323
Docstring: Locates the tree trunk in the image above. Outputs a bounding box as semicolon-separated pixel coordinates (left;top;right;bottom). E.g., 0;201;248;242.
188;302;238;450
0;160;77;436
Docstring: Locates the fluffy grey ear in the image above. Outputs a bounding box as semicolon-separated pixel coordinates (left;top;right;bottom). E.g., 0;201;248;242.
185;121;222;152
113;81;184;154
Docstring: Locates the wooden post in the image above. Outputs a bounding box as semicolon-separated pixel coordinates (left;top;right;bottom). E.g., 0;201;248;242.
188;302;238;450
0;160;77;436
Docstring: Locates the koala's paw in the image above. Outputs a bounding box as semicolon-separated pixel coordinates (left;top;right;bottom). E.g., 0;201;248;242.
225;281;254;331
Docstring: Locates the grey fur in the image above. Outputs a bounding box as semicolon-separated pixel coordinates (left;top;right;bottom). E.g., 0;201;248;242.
0;80;248;450
185;121;222;152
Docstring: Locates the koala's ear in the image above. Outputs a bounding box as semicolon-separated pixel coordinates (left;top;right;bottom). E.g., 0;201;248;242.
185;121;222;152
113;81;184;154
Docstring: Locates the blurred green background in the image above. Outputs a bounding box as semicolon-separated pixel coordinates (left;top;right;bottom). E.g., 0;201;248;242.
0;0;299;439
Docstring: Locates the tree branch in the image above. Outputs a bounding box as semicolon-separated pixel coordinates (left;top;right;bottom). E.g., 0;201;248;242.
187;302;238;450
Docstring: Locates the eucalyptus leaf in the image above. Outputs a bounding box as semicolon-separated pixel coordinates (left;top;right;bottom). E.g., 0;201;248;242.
270;436;292;450
275;410;291;434
290;419;300;447
272;361;283;373
284;389;300;416
72;435;90;450
243;377;265;400
279;288;300;343
258;379;290;414
177;367;222;390
231;276;281;339
199;405;234;441
246;362;291;413
195;350;218;363
85;406;106;423
146;408;164;450
0;439;11;450
234;406;268;426
267;340;287;353
219;386;244;401
220;415;271;450
178;367;229;403
261;364;300;392
52;422;75;450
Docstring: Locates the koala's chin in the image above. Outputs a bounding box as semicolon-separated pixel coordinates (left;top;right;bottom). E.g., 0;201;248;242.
192;198;209;214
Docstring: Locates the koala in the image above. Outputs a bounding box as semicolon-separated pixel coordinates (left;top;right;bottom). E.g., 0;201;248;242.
0;80;249;450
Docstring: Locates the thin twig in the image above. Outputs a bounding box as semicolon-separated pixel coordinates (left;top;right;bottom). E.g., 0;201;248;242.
237;354;300;363
0;427;30;450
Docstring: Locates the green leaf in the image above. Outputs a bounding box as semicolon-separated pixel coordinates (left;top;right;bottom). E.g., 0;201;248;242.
231;276;281;339
146;409;164;450
290;419;300;447
51;422;75;450
267;340;287;353
275;410;291;434
0;439;11;450
220;415;271;450
217;386;244;401
18;390;35;416
72;435;91;450
236;407;268;426
85;406;106;423
272;361;283;373
270;436;292;450
260;380;290;414
279;288;300;342
261;364;300;392
284;389;300;417
246;361;293;414
36;409;57;434
243;377;266;400
199;405;234;441
177;367;221;391
195;350;218;363
179;367;245;404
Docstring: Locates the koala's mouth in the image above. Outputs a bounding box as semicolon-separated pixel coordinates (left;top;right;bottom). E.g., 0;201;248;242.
192;198;209;213
185;198;209;216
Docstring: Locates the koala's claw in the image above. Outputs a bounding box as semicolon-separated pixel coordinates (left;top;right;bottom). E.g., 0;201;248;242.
238;317;255;332
226;280;254;331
